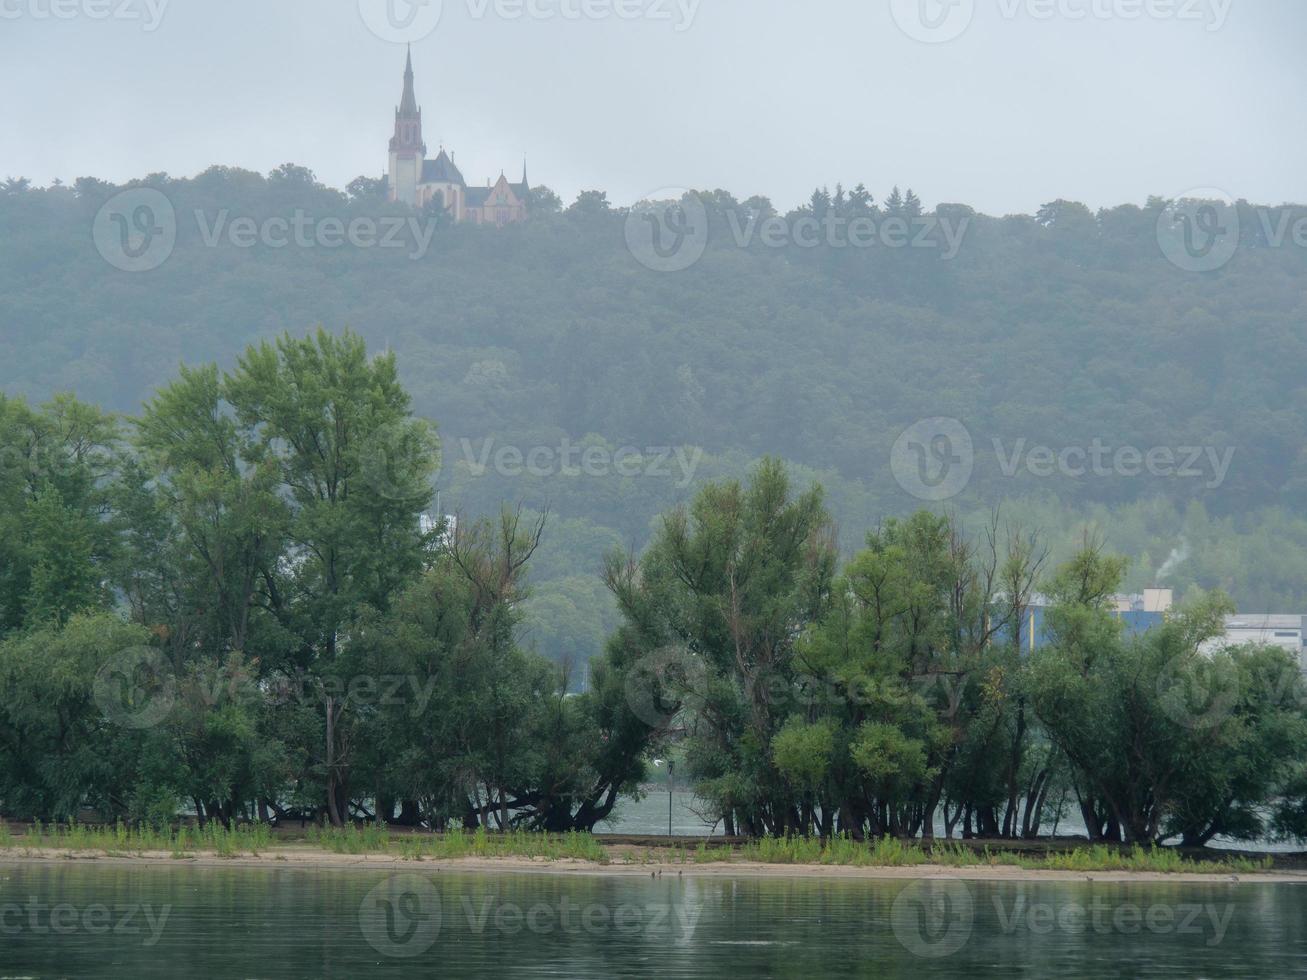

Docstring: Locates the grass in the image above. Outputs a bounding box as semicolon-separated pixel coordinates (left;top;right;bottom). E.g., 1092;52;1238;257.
667;834;1271;875
0;820;275;858
0;821;1273;874
304;824;607;863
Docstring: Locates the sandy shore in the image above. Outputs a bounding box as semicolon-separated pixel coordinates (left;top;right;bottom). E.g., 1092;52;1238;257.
1;847;1304;884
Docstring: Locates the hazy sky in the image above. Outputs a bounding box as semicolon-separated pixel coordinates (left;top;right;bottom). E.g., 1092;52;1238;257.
2;0;1303;214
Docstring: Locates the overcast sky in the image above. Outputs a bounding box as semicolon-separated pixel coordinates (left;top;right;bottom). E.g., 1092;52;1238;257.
2;0;1303;214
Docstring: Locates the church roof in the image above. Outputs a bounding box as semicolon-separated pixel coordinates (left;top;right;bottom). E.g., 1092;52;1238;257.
422;150;465;186
466;176;529;208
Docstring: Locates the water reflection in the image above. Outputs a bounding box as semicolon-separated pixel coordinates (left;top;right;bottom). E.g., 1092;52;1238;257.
0;863;1302;977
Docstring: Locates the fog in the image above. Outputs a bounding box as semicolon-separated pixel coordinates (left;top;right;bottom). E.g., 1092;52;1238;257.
2;0;1303;213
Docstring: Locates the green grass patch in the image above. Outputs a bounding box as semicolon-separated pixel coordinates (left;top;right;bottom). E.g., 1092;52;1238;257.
699;834;1271;874
0;820;274;857
0;821;1272;874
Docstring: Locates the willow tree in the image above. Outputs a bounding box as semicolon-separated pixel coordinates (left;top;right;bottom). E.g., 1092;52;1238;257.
607;458;837;836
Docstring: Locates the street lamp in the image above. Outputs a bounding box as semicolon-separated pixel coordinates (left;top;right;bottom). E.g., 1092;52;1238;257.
667;760;675;837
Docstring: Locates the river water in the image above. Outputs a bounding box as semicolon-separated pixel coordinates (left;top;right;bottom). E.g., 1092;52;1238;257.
0;862;1303;977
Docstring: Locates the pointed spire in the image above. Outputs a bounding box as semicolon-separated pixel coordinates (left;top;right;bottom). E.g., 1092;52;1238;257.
521;157;529;189
399;45;418;117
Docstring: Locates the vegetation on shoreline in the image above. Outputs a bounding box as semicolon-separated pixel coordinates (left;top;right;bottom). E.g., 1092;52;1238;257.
3;331;1307;851
0;822;1275;874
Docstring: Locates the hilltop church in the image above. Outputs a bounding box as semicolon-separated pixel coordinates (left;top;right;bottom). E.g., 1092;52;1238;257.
387;49;531;224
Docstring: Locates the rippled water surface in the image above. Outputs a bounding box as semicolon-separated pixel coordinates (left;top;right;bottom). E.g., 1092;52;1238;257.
0;862;1304;977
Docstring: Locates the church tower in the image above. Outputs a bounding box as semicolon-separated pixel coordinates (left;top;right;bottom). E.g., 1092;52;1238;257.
388;46;426;205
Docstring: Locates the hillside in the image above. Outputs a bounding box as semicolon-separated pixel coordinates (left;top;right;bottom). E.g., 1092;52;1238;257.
3;169;1306;664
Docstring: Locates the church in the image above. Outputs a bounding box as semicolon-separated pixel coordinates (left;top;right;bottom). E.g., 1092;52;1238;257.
386;49;531;225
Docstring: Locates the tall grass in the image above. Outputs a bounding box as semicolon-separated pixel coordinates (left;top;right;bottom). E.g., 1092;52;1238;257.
0;820;274;857
0;821;1271;874
691;834;1270;874
306;824;608;863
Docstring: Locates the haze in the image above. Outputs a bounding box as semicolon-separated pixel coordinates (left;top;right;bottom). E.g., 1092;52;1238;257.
2;0;1303;213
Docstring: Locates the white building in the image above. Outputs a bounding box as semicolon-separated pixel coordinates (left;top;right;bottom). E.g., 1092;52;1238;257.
1211;614;1307;667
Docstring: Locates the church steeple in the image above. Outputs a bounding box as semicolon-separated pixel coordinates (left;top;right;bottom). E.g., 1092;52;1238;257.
388;46;426;205
390;46;425;158
399;45;418;117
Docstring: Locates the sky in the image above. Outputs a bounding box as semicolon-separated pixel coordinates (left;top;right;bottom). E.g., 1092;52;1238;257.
1;0;1303;215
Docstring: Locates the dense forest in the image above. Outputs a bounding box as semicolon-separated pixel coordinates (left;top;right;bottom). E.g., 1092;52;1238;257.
2;169;1307;677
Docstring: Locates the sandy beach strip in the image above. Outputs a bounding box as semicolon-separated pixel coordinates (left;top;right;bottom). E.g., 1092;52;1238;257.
1;847;1303;884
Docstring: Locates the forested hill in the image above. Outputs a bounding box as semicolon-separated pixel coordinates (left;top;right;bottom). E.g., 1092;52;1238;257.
3;168;1307;657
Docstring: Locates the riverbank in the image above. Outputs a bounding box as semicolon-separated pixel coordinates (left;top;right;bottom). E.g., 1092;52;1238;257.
2;824;1305;883
1;847;1304;883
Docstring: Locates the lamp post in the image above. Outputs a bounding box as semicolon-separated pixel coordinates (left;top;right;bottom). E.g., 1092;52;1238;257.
667;760;675;837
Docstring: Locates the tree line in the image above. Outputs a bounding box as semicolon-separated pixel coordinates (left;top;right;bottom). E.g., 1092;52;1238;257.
2;329;1305;845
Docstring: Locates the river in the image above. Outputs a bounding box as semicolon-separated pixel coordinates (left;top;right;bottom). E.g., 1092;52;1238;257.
0;862;1303;977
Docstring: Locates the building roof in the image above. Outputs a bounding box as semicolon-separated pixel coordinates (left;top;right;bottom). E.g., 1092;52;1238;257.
466;176;528;208
1225;615;1305;631
422;150;465;186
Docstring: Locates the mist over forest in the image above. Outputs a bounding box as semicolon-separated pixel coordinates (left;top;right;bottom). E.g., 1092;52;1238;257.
4;169;1307;670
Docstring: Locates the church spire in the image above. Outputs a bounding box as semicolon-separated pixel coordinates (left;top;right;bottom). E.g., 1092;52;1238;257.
398;45;418;117
391;46;424;151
